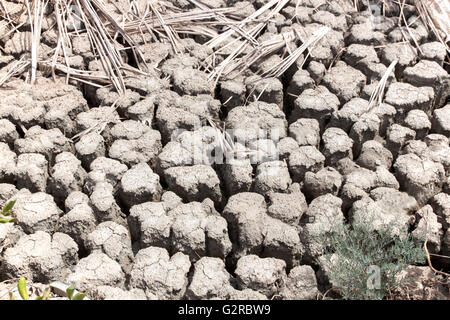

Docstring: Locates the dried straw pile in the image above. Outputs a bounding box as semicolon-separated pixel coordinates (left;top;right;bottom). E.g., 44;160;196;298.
0;0;448;94
0;0;328;92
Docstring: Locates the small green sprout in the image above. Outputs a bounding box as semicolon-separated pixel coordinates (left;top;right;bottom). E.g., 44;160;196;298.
36;287;51;300
17;277;29;300
0;200;16;223
10;277;87;300
12;277;51;300
66;283;87;300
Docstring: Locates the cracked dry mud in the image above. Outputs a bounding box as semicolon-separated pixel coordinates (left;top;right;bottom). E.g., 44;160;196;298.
0;0;449;300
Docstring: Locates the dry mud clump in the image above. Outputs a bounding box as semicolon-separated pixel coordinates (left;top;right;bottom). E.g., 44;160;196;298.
0;0;449;300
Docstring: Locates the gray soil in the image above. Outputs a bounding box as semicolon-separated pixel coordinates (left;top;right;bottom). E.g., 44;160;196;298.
0;0;449;300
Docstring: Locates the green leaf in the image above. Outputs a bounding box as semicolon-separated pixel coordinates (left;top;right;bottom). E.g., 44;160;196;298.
2;200;15;216
72;292;87;300
0;216;16;223
66;284;76;300
18;277;29;300
36;287;51;300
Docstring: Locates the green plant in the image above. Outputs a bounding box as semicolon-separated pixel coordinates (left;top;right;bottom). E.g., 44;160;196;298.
317;220;426;300
9;277;50;300
65;284;87;300
18;277;29;300
9;278;86;300
0;200;16;223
